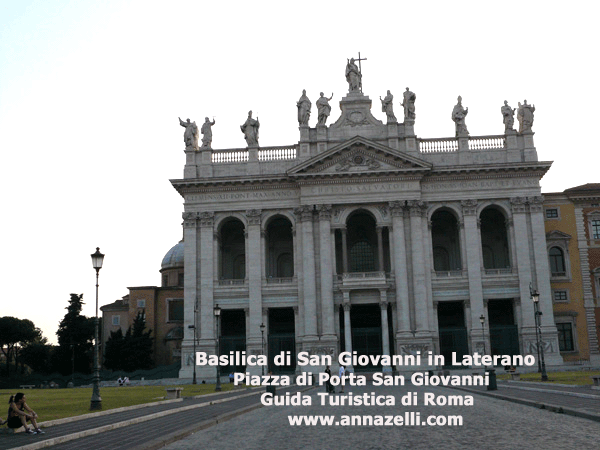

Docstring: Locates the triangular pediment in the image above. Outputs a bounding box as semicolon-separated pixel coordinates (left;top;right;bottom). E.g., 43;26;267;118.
546;230;572;240
288;136;432;177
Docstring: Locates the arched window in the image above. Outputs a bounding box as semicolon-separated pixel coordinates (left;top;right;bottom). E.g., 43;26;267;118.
431;209;461;271
266;217;294;278
480;207;510;269
220;219;246;280
346;211;378;272
549;247;566;276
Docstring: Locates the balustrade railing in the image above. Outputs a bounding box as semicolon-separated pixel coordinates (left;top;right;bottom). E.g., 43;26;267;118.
265;276;296;284
212;149;249;163
468;135;506;150
418;137;458;153
433;269;466;278
484;268;513;275
218;279;247;286
342;271;386;279
258;146;297;161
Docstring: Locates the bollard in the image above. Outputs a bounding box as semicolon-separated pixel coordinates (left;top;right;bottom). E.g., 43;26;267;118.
486;369;497;391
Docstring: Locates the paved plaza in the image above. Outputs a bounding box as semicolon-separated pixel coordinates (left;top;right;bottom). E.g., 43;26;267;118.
163;383;600;450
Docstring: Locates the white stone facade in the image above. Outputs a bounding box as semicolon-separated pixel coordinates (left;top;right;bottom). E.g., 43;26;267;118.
172;89;563;380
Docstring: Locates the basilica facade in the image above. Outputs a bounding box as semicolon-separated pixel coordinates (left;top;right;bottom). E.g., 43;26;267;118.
173;67;564;379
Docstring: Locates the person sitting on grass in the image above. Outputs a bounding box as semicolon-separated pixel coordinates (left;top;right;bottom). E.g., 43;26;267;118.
7;393;44;435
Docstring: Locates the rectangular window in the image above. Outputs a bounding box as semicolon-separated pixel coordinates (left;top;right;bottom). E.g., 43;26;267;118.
137;299;146;308
545;208;559;219
592;219;600;239
556;323;574;351
168;299;184;322
112;315;120;326
553;290;568;302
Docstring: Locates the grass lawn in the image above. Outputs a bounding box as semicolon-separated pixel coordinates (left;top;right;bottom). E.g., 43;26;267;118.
0;383;237;422
497;370;600;385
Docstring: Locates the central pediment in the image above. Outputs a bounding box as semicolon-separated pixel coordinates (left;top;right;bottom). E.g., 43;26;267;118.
287;136;432;178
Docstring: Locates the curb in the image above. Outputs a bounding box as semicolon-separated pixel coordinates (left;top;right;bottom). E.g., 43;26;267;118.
453;386;600;423
11;390;263;450
130;385;316;450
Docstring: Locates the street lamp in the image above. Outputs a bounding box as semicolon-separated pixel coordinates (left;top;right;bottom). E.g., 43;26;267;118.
188;325;197;384
90;247;104;410
214;304;222;391
530;285;548;381
260;323;266;376
479;314;486;356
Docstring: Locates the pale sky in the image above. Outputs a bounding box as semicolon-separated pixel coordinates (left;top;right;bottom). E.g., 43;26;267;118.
1;1;598;344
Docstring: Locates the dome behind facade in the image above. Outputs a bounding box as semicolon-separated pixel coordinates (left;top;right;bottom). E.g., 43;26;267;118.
161;240;184;270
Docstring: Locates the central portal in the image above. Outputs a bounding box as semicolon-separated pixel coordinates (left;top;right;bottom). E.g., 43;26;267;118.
268;308;296;374
347;304;383;371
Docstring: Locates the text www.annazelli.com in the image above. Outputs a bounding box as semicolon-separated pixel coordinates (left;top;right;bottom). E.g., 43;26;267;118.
288;413;463;427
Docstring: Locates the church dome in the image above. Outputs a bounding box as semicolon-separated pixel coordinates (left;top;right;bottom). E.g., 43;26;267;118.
161;240;184;269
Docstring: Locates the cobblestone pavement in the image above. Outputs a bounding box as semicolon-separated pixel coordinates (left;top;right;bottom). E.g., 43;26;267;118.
163;384;600;450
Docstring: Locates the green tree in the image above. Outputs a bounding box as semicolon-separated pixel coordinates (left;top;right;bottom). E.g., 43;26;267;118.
121;312;154;372
53;294;95;375
0;317;41;376
103;328;125;370
19;339;53;374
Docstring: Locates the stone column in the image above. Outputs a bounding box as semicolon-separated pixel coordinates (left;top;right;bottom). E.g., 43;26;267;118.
376;226;385;271
407;200;429;334
318;205;336;341
341;228;349;273
180;212;198;379
529;196;563;365
246;209;263;375
461;200;485;354
198;211;215;342
297;206;318;342
389;202;411;342
342;299;353;372
379;294;392;373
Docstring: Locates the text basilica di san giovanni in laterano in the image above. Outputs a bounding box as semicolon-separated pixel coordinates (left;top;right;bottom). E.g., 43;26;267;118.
172;57;565;380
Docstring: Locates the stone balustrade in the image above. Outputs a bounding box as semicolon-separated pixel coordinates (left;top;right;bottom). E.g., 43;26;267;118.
468;135;506;150
418;137;459;153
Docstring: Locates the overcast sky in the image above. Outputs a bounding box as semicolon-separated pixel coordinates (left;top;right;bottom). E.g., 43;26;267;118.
1;1;598;344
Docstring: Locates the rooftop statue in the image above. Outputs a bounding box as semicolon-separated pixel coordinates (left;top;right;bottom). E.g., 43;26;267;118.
201;117;216;148
517;100;535;133
380;90;396;123
402;87;416;122
501;101;515;132
297;89;311;126
240;110;260;146
179;117;199;150
345;58;361;93
451;96;469;136
316;92;333;125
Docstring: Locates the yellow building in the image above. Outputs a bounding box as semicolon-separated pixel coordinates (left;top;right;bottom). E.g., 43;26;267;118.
101;241;184;367
544;186;600;364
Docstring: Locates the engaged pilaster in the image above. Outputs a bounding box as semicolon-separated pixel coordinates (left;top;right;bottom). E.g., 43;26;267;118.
318;205;336;341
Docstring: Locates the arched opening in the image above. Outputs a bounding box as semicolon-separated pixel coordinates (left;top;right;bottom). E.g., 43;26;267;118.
549;247;566;276
266;217;294;278
219;219;245;280
480;207;510;269
347;211;378;272
431;209;462;271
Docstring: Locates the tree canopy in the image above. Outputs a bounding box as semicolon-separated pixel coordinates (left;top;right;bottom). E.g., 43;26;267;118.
0;316;41;376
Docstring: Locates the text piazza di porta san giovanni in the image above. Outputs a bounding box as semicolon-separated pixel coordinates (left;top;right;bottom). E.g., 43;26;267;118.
171;55;579;380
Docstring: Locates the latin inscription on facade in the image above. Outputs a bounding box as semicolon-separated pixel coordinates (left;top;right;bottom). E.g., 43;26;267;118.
422;178;538;192
187;190;298;203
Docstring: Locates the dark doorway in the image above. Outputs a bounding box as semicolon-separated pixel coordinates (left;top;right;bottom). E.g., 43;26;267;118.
487;300;519;360
437;301;469;367
347;304;383;371
268;308;296;374
219;309;246;373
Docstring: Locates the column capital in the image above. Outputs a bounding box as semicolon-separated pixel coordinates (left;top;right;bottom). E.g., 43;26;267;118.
407;200;427;217
342;303;351;312
461;199;478;216
528;195;544;213
317;204;333;220
388;201;406;217
182;212;198;228
246;209;262;226
380;301;389;310
294;205;314;222
199;211;214;227
510;196;528;213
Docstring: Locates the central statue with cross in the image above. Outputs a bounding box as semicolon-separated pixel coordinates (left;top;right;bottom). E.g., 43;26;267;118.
345;53;366;93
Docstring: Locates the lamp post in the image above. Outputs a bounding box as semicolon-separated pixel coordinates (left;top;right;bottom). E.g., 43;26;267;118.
260;323;266;376
530;286;549;381
479;314;486;356
214;304;222;391
90;247;104;410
